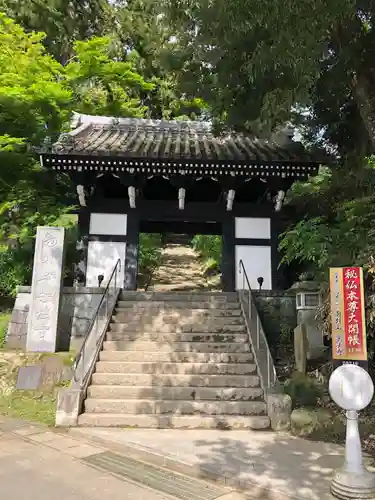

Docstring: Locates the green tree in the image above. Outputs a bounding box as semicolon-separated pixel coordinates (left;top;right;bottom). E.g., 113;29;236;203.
66;37;154;117
161;1;375;353
0;0;111;64
112;0;208;120
0;14;74;295
164;1;375;148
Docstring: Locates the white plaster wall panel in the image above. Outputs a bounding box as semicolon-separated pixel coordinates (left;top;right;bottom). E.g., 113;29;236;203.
235;217;271;239
86;241;126;287
89;213;127;236
235;245;272;290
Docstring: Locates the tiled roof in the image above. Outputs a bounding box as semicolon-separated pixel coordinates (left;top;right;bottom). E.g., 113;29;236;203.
45;114;322;165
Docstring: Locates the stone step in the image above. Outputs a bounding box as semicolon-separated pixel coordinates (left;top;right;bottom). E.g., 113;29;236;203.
91;373;260;388
99;351;254;363
87;385;263;401
111;314;244;325
102;341;251;353
77;413;270;430
95;361;257;375
83;399;267;415
113;309;242;319
116;301;240;310
108;323;247;334
105;332;248;343
120;292;238;302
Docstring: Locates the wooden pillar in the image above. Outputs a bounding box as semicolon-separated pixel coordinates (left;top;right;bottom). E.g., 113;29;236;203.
124;212;140;290
221;215;235;292
271;213;287;289
75;208;89;286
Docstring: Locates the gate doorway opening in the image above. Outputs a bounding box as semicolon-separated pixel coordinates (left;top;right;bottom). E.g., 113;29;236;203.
137;221;222;292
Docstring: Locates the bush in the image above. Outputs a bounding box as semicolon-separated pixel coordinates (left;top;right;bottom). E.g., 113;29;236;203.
283;371;323;408
191;235;222;271
0;312;11;347
138;233;163;284
0;213;79;296
0;246;33;298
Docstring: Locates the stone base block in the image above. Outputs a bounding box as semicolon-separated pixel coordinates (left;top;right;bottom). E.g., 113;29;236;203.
331;470;375;499
267;393;292;431
55;388;84;427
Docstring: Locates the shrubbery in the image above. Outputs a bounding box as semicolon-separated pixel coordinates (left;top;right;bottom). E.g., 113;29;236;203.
283;371;324;408
0;219;79;299
137;233;163;287
0;246;33;298
191;235;221;273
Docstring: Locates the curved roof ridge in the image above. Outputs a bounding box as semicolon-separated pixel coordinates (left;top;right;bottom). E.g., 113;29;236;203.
72;112;212;132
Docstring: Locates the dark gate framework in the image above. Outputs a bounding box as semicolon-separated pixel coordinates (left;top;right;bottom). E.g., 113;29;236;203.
139;217;222;289
39;113;325;292
71;197;295;292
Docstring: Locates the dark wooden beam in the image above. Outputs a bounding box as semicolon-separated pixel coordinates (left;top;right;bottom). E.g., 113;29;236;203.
140;220;222;235
76;208;90;285
124;213;140;290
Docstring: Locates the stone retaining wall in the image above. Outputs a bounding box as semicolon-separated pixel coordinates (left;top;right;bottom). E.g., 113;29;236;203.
6;286;104;350
6;287;297;350
253;290;296;346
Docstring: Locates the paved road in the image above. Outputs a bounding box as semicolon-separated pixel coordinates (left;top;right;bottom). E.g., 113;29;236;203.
0;431;172;500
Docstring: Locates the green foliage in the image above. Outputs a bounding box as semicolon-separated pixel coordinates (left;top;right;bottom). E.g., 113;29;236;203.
0;15;78;295
0;0;111;64
191;235;221;272
0;215;77;298
0;246;33;298
164;0;375;154
278;158;375;344
0;11;208;300
0;13;71;145
111;0;208;120
284;372;323;408
279;161;375;271
66;37;154;117
0;312;11;347
138;233;163;284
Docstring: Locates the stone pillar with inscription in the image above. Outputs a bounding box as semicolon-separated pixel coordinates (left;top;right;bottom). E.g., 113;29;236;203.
26;227;65;352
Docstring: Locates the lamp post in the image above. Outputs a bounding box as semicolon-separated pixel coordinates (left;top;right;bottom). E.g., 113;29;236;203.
257;276;264;291
329;364;375;499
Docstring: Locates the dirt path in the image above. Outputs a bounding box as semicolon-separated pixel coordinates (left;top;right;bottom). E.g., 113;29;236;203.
147;243;208;292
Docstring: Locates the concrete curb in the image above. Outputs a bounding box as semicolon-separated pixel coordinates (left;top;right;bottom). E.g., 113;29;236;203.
67;429;297;500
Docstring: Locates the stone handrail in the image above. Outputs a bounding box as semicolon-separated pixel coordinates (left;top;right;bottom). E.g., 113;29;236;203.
238;260;279;394
55;260;121;427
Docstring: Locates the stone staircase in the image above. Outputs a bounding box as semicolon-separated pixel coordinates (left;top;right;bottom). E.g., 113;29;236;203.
78;291;270;429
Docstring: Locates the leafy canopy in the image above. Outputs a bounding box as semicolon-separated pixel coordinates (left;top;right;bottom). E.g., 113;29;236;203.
66;37;154;117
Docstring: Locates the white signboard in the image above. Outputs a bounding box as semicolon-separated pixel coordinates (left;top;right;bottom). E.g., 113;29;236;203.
329;364;374;411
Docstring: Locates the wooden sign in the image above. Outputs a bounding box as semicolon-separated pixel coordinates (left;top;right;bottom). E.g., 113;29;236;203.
330;267;368;368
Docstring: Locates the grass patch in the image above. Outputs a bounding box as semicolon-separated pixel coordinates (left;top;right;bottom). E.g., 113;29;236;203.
0;390;56;426
0;311;11;348
0;351;74;426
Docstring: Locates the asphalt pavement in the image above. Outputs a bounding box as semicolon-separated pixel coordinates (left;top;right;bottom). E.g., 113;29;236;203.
0;430;174;500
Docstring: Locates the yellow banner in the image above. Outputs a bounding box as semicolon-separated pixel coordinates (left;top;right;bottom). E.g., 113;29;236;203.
330;268;346;359
330;267;368;362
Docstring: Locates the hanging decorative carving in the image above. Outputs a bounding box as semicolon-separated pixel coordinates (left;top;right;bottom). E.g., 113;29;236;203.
51;133;76;153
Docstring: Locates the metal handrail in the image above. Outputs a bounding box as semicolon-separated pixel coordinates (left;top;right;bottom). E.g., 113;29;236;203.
238;259;279;394
72;259;122;388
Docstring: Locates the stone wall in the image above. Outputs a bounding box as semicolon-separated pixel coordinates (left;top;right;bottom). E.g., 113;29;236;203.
253;290;296;346
6;286;104;350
